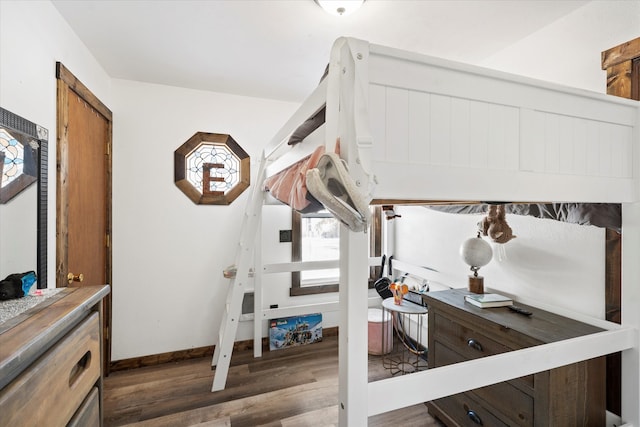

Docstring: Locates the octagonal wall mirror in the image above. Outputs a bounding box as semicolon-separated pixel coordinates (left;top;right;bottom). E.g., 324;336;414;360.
174;132;250;205
0;107;48;289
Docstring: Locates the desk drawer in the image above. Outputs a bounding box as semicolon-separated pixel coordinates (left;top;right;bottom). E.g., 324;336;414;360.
0;312;101;426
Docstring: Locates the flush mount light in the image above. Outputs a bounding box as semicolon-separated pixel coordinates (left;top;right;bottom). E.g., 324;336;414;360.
315;0;365;16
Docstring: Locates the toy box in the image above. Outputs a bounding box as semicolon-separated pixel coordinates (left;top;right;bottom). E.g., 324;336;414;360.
269;313;322;351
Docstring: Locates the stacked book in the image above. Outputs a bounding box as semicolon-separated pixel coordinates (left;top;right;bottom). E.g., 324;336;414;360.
464;293;513;308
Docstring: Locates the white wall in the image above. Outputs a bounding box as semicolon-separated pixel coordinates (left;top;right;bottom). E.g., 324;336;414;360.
394;206;606;318
0;0;112;287
481;0;640;93
110;79;338;360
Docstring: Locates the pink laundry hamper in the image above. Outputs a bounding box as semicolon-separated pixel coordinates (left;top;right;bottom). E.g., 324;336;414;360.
368;308;393;355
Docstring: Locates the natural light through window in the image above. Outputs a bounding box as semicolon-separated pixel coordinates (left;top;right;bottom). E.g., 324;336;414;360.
300;211;339;285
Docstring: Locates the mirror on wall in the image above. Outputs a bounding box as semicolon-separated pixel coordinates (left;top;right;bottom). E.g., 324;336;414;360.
0;107;48;289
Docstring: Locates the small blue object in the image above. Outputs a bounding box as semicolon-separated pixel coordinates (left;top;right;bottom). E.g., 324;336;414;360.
21;271;37;294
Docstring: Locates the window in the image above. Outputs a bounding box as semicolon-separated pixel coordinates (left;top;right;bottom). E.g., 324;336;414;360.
290;206;382;296
174;132;249;205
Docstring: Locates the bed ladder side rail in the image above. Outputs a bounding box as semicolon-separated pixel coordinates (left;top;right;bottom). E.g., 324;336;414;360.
211;153;266;392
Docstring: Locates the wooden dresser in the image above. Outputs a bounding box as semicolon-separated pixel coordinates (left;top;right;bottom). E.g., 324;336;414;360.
424;289;605;427
0;285;110;426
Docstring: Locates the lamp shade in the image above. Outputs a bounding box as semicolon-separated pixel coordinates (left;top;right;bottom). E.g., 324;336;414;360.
460;236;493;268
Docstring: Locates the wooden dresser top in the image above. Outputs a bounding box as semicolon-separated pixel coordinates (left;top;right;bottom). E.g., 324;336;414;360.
0;285;110;390
424;288;604;345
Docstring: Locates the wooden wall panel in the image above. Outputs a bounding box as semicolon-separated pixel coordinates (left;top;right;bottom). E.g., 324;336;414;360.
602;37;640;100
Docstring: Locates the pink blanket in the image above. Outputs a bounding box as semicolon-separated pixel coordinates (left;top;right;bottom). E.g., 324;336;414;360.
263;145;326;213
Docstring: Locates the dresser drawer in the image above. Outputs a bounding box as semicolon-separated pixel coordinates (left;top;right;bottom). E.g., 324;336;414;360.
0;312;101;426
433;340;534;426
431;391;510;427
432;324;535;388
432;311;515;356
433;311;535;387
67;387;100;427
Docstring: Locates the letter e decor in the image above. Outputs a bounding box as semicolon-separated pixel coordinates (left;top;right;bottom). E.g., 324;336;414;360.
174;132;250;205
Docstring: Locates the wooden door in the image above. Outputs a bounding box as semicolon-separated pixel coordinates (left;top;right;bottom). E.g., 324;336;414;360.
56;63;112;374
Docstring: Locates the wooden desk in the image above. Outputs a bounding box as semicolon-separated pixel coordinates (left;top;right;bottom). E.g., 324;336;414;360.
0;285;110;426
424;288;605;427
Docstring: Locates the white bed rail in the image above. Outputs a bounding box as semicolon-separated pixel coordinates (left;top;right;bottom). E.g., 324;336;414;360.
264;79;328;161
368;326;637;417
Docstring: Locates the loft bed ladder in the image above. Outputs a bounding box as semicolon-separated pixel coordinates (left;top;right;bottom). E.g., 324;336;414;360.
210;153;266;392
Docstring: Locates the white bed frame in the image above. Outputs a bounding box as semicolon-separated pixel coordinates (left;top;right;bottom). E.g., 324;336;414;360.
253;37;639;426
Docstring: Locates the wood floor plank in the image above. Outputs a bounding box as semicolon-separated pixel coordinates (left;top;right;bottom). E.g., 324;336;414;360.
104;335;443;426
281;405;339;427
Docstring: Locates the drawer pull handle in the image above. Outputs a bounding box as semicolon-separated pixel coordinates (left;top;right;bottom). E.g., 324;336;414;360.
467;338;483;351
467;410;483;425
69;351;92;387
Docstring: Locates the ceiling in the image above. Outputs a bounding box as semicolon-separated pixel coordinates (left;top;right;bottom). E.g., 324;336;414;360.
51;0;589;103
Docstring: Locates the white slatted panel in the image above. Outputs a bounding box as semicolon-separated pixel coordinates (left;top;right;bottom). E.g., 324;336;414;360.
469;100;490;169
408;91;430;163
573;119;588;176
520;110;634;178
558;116;574;174
365;47;636;203
488;103;519;171
371;86;521;172
429;94;451;165
585;120;600;176
544;113;560;173
385;87;409;163
450;97;470;167
369;84;386;162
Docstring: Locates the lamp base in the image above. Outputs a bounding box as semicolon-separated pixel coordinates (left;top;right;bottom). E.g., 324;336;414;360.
468;276;484;294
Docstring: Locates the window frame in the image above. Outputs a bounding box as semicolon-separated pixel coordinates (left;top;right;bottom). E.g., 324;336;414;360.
290;206;382;296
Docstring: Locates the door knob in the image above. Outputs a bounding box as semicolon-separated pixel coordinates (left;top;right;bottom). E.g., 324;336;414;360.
67;272;84;284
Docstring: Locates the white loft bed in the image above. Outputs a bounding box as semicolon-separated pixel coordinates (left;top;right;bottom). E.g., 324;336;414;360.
233;37;640;426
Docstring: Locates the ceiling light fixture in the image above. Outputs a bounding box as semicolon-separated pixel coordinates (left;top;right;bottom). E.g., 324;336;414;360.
315;0;365;17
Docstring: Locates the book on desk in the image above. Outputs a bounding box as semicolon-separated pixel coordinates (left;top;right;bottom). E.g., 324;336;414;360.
464;292;513;308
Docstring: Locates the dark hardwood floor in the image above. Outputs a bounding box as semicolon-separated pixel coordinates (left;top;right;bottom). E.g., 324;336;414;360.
104;334;443;426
